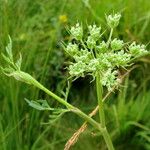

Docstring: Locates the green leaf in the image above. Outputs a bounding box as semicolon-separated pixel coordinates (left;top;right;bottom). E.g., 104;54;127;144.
25;98;70;124
15;53;22;70
25;99;54;111
1;67;15;75
6;36;13;61
47;108;70;124
1;53;12;64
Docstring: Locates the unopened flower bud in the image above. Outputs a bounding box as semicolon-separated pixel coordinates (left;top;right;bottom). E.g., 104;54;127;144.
88;25;101;40
129;42;148;57
101;69;119;91
66;43;78;56
106;13;121;28
111;38;124;51
74;49;91;63
96;41;108;52
70;23;83;40
88;59;100;72
69;61;86;77
87;36;96;49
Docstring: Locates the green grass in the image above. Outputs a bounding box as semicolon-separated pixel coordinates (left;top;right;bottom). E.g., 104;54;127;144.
0;0;150;150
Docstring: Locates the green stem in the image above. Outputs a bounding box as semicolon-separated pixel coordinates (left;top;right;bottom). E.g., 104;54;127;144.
96;72;105;127
102;128;115;150
80;40;87;50
34;79;74;109
96;72;115;150
72;108;102;131
107;28;113;46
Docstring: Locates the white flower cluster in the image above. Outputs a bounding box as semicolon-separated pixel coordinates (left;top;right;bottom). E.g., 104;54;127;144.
64;14;148;91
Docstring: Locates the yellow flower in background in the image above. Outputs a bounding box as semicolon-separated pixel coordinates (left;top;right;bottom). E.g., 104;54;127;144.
59;14;68;24
18;33;28;41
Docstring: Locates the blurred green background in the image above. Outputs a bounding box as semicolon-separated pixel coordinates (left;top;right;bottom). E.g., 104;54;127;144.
0;0;150;150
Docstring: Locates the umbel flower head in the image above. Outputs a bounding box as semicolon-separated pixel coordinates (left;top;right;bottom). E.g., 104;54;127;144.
63;13;149;91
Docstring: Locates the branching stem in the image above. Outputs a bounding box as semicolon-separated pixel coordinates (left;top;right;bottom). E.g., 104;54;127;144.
29;72;116;150
25;72;103;131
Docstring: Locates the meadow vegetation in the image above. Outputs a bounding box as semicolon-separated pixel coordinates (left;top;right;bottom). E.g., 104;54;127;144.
0;0;150;150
